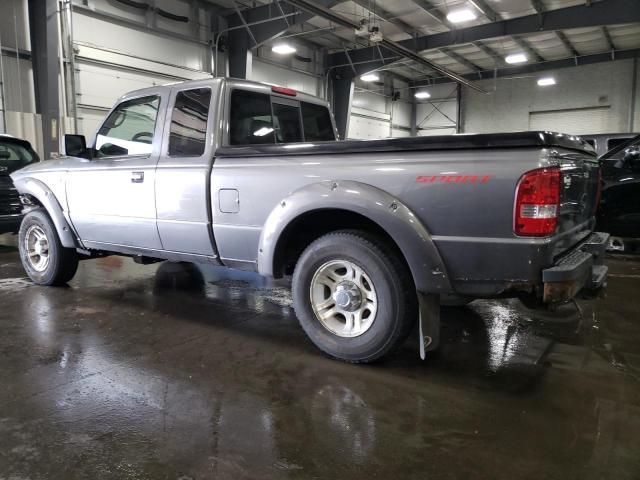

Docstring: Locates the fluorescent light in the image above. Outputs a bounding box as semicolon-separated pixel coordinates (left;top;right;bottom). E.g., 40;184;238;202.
271;43;296;55
537;77;556;86
446;9;477;23
360;73;380;82
414;91;431;99
505;53;527;64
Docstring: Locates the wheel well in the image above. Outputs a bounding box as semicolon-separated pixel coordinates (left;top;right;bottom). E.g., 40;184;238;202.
273;209;413;282
21;194;43;209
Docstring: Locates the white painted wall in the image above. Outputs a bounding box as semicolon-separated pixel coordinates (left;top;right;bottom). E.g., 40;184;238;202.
0;0;36;137
348;77;414;139
462;58;640;135
250;59;320;96
0;0;30;51
72;0;213;139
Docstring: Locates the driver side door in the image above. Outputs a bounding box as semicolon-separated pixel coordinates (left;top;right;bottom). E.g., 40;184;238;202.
67;89;167;250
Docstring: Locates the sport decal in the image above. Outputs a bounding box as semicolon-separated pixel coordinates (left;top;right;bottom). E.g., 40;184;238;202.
416;174;494;184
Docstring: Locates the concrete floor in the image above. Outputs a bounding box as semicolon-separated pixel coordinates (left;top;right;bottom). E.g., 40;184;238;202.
0;234;639;480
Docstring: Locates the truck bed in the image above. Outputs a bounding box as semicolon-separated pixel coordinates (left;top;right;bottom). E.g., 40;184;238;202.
215;131;596;157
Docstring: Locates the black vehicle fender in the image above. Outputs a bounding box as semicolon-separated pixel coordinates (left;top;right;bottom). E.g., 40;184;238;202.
257;180;452;294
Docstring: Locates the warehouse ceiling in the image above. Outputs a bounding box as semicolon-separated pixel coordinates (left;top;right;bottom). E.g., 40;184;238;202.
221;0;640;84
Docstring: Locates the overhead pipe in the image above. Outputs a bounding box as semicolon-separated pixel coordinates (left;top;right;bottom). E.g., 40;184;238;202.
283;0;487;93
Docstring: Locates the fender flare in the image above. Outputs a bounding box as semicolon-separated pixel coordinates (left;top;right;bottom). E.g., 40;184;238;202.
257;180;452;294
13;177;80;249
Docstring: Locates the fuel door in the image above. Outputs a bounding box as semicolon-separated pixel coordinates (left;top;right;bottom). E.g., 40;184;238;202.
219;188;240;213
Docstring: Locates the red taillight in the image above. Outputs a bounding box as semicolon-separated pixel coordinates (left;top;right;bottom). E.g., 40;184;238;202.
271;86;297;96
514;167;561;237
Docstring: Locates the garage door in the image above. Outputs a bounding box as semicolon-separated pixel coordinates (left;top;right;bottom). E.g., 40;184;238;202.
528;106;612;135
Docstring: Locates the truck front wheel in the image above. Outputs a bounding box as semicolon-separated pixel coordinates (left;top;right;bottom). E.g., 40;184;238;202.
292;230;417;363
18;209;79;286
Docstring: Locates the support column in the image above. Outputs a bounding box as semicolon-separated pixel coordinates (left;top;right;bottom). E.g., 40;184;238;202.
28;0;60;158
227;29;253;79
332;68;354;140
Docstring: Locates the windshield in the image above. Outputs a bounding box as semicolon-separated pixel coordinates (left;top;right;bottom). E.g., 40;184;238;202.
599;134;640;161
0;140;38;174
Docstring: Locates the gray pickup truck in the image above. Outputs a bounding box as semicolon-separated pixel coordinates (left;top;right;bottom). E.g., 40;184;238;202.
11;77;608;363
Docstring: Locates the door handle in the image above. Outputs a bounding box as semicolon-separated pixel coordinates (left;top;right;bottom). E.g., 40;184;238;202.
131;171;144;183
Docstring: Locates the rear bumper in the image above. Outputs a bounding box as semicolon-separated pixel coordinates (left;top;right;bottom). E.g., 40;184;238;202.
542;232;609;303
0;213;22;234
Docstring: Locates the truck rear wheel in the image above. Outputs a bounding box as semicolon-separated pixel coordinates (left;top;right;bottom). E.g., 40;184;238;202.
18;209;79;286
292;230;417;363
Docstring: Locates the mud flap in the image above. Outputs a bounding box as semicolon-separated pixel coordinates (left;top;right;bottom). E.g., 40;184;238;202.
418;292;440;360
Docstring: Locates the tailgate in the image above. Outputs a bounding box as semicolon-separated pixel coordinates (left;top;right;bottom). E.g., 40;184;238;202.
556;149;600;242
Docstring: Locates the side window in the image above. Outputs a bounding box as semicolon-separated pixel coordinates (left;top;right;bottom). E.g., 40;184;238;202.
604;137;640;162
272;102;302;143
229;90;274;145
96;95;160;157
607;137;633;150
301;102;335;141
169;88;212;157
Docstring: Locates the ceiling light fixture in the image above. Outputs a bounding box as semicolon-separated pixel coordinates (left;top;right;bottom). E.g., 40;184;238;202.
271;43;296;55
360;73;380;82
446;9;477;23
505;53;527;64
537;77;556;86
415;91;431;99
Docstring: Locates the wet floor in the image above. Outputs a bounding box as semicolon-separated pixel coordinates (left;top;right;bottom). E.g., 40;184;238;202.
0;234;639;479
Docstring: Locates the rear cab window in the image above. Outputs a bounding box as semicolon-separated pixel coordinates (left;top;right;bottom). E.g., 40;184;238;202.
168;87;212;157
301;102;335;141
228;88;335;145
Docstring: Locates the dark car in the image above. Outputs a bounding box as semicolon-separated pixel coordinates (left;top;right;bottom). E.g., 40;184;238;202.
597;134;640;252
0;135;40;234
580;133;638;157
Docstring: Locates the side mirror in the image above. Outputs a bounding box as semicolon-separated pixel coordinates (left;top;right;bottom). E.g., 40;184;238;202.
64;134;89;158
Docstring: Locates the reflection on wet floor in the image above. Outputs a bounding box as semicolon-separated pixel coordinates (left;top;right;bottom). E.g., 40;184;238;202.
0;242;639;479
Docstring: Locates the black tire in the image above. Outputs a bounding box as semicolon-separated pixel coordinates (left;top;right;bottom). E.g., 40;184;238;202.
18;209;79;286
292;230;417;363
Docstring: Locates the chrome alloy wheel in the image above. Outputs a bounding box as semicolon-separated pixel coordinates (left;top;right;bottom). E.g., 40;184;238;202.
24;225;50;272
310;260;378;338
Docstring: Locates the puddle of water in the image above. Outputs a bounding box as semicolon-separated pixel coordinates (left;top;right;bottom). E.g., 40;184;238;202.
0;277;32;292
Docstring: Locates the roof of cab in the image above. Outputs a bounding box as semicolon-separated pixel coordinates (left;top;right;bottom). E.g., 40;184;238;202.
118;76;329;108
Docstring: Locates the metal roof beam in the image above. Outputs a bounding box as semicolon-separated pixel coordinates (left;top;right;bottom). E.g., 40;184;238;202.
556;30;578;57
468;0;499;22
327;0;640;68
413;48;640;86
602;26;616;51
410;0;453;28
223;0;338;45
472;41;503;65
512;35;544;62
440;47;483;73
284;0;485;92
530;0;545;14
